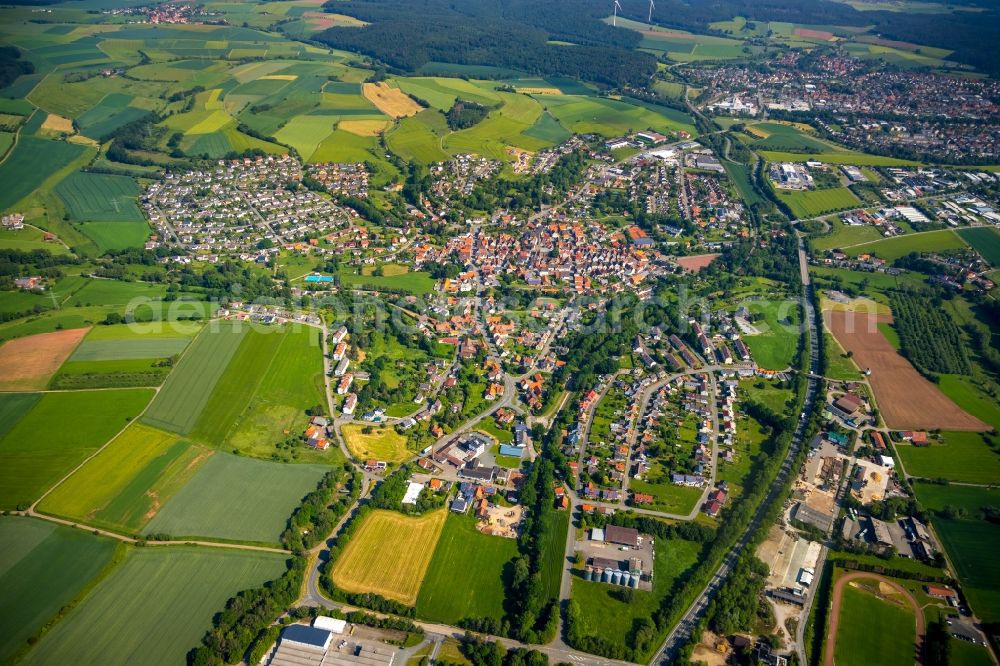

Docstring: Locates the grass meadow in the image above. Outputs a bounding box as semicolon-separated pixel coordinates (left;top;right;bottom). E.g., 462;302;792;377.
895;432;1000;484
341;423;411;462
417;512;518;624
53;171;144;222
0;516;119;664
739;299;801;370
332;509;447;605
142;453;327;543
0;388;154;509
22;546;287;666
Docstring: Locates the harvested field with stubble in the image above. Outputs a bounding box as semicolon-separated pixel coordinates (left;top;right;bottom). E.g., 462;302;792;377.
826;310;987;431
362;82;422;118
339;119;391;136
332;509;447;605
0;328;89;390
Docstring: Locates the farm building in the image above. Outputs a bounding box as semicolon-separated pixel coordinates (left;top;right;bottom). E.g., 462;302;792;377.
604;525;640;548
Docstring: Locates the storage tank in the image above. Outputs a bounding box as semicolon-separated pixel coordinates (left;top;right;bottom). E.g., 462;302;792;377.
620;573;632;587
629;574;639;588
602;568;612;583
584;567;593;582
611;570;622;585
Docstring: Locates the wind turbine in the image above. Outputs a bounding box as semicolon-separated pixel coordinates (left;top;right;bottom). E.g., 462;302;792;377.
648;0;655;22
613;0;622;26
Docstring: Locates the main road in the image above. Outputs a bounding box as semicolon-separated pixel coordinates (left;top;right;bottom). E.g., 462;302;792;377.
649;232;822;664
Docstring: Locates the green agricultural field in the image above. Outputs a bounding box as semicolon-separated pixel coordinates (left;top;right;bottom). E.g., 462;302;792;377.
38;423;209;533
570;538;703;660
540;94;695;138
895;432;1000;484
190;324;325;456
76;220;152;252
933;518;1000;621
309;129;381;163
416;512;518;624
0;392;41;440
0;388;154;510
70;335;191;361
776;187;860;219
141;322;247;434
0;517;119;664
0;136;88;211
957;226;1000;267
846;229;968;261
739;299;801;369
143;453;327;543
833;583;916;666
748;122;829;152
387;109;453;163
54;171;144;222
22;546;287;666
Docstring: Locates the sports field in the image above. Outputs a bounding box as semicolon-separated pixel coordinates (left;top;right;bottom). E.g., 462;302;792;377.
23;546;287;666
141;322;247;434
957;226;1000;267
143;453;327;543
0;388;155;510
341;423;410;462
332;509;447;605
37;423;209;533
776;187;860;219
0;327;88;390
831;581;917;666
0;517;119;664
417;512;518;623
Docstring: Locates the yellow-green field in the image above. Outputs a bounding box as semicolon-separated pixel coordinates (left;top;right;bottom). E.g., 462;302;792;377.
331;509;447;605
341;423;410;462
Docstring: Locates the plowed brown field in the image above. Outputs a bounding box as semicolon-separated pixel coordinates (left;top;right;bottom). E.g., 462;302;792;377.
826;310;986;431
0;328;90;390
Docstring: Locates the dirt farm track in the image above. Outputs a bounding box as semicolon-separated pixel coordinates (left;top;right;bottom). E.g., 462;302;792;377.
824;572;926;666
826;311;987;432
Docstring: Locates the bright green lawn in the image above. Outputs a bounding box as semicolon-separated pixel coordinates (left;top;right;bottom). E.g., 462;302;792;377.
846;229;968;261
